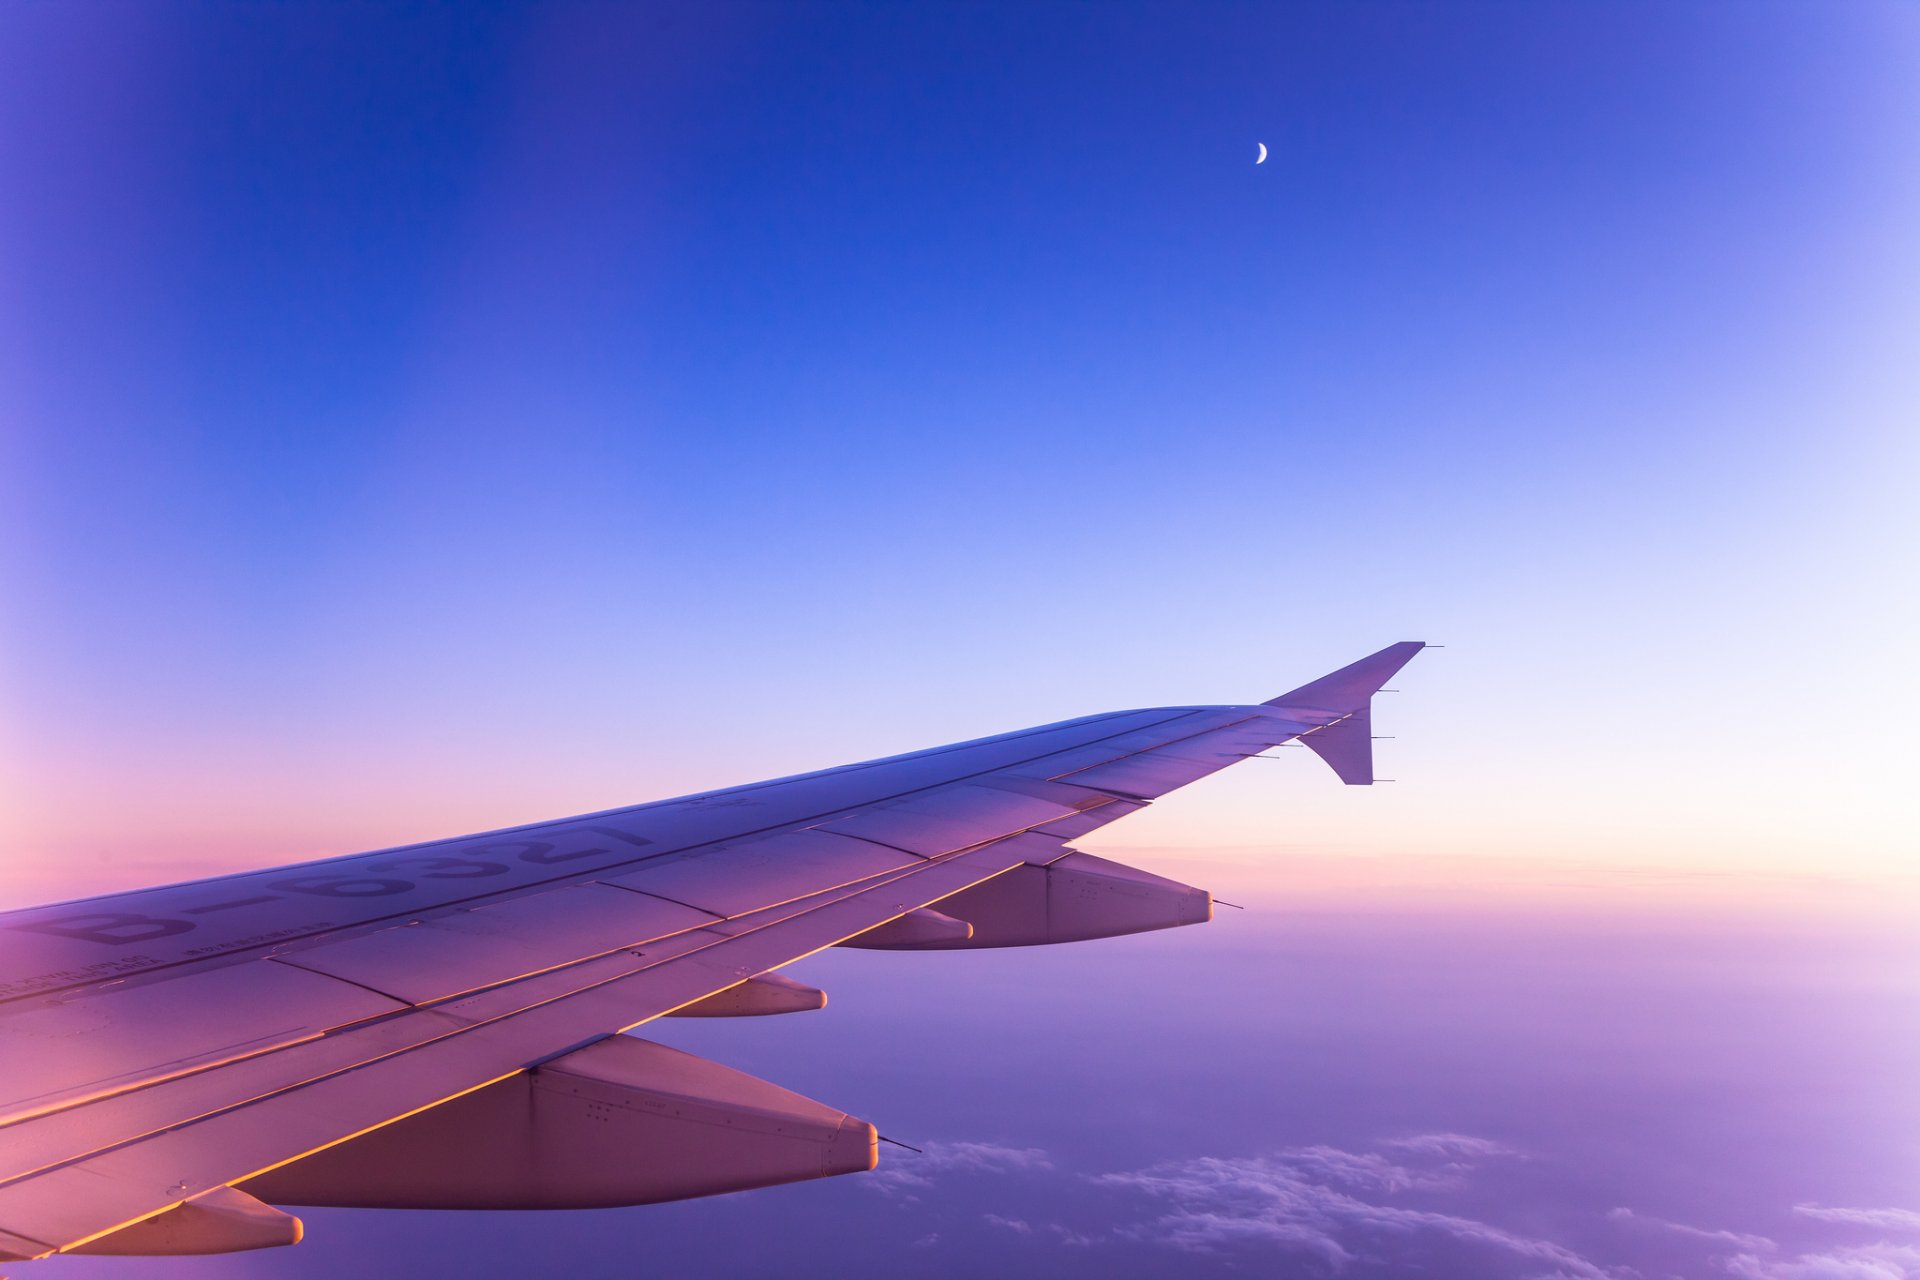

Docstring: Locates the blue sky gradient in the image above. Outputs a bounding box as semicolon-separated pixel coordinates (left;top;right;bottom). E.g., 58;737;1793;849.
5;4;1916;893
2;4;1917;1274
6;3;1918;883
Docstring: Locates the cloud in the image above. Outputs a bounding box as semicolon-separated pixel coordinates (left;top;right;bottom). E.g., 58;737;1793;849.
860;1129;1918;1280
1274;1145;1454;1193
1093;1142;1620;1279
1724;1242;1920;1280
1382;1133;1523;1161
1608;1206;1777;1252
1270;1134;1525;1194
866;1140;1054;1201
875;1129;1611;1276
1796;1207;1920;1234
1048;1223;1098;1248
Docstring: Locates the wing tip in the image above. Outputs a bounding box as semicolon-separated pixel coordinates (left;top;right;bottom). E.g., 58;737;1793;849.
1263;641;1427;713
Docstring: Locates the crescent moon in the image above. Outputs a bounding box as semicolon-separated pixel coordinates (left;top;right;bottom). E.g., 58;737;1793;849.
1256;142;1268;164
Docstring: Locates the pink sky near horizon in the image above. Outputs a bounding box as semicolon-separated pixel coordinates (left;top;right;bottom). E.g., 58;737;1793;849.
7;688;1914;918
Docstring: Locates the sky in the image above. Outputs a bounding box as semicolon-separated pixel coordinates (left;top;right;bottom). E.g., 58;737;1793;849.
1;1;1917;1276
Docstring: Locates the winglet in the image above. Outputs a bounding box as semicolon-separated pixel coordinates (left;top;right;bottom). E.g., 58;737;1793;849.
1265;642;1425;786
1264;641;1426;715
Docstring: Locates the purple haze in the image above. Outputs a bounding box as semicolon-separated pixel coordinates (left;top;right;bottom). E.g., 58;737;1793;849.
44;856;1919;1280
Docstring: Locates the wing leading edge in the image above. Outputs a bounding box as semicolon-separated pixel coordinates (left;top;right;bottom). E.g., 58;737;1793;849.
0;643;1426;1260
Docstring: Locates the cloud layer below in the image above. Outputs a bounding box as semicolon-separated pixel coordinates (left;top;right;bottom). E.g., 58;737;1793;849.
870;1132;1920;1280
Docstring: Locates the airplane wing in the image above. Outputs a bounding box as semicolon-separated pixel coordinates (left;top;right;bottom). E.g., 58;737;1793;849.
0;642;1425;1261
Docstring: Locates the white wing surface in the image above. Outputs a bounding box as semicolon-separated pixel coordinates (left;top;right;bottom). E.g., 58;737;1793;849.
0;642;1425;1260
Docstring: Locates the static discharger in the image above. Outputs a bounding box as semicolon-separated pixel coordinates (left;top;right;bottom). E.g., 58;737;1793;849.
878;1135;924;1154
